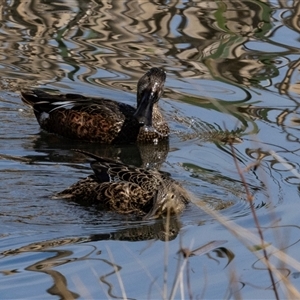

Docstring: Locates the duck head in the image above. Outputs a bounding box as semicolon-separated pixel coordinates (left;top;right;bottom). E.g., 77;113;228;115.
144;181;190;219
134;67;166;127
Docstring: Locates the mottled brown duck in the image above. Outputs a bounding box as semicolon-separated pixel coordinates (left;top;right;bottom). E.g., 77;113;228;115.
21;68;169;144
54;150;189;219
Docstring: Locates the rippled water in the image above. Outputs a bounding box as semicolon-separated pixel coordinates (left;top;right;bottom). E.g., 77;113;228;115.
1;0;300;299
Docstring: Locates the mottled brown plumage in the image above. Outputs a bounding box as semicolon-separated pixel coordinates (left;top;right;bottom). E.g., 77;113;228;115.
54;150;189;219
21;68;169;144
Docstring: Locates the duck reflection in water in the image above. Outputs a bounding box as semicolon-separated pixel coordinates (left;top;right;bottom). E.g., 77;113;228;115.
25;132;170;170
54;150;190;219
21;68;169;144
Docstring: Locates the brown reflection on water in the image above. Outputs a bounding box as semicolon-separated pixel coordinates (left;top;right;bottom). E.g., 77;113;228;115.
0;219;182;298
0;219;181;258
27;250;80;300
0;0;298;85
201;1;273;87
284;1;300;34
0;227;236;299
0;0;283;92
22;133;170;169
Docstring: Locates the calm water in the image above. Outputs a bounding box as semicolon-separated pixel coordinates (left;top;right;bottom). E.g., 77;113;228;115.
1;0;300;299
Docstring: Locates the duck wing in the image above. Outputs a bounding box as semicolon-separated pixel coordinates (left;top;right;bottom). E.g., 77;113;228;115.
21;89;135;115
21;90;141;143
76;149;165;188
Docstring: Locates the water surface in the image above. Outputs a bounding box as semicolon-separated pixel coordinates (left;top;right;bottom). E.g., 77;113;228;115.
1;0;300;299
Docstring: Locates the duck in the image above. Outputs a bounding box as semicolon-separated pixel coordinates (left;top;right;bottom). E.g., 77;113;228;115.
54;150;190;219
21;68;169;144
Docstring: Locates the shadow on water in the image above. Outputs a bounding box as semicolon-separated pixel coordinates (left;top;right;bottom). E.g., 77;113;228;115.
23;133;171;169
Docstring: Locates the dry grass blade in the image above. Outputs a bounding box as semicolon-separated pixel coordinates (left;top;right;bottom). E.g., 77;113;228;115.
169;240;194;300
106;245;128;300
192;195;300;298
180;240;227;258
229;142;279;300
122;244;163;299
163;208;171;300
269;150;300;179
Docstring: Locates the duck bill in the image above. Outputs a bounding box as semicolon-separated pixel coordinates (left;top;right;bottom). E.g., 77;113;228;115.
133;89;154;127
143;198;172;220
143;207;160;220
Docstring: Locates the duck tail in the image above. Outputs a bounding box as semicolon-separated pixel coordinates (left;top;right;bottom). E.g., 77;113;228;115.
20;89;57;113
